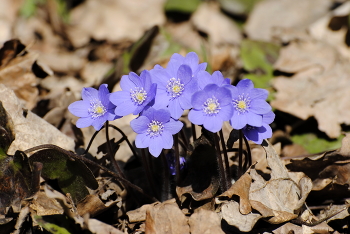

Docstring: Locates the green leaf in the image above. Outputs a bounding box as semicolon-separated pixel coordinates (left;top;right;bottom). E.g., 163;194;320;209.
35;215;92;234
164;0;201;13
291;133;344;154
240;39;280;75
218;0;263;15
29;149;98;203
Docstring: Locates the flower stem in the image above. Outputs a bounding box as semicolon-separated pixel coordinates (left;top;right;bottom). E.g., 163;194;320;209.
174;133;180;184
242;135;252;171
219;129;231;189
160;151;170;201
105;121;125;177
214;133;227;192
141;148;158;199
83;128;102;155
180;128;189;150
191;123;197;141
108;124;138;157
238;130;243;177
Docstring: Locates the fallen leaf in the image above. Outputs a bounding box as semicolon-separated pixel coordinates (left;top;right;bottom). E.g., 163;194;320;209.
188;208;224;234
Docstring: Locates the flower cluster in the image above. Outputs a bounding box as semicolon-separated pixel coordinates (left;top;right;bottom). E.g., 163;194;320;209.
69;52;274;156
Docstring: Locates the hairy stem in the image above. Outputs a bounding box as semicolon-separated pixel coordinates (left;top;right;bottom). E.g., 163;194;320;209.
105;121;125;177
141;148;158;199
219;129;231;188
214;133;227;192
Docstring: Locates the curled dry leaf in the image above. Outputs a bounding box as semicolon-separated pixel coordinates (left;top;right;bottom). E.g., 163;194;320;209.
145;200;190;234
188;208;224;234
0;84;75;155
219;140;312;231
67;0;166;47
271;38;350;138
244;0;332;41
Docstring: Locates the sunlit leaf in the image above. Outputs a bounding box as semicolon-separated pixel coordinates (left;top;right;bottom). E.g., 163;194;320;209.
291;133;343;154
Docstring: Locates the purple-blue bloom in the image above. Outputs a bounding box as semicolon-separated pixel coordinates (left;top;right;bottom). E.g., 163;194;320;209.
130;107;183;157
109;70;157;116
149;52;206;119
197;70;231;90
165;150;186;175
242;111;275;144
68;84;119;131
229;79;271;130
188;84;233;133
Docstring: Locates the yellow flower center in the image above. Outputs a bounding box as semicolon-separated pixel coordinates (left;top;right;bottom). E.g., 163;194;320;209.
172;85;181;93
151;124;159;132
208;102;217;111
237;101;246;110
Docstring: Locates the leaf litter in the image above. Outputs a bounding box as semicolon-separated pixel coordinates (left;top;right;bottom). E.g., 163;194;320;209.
1;0;350;233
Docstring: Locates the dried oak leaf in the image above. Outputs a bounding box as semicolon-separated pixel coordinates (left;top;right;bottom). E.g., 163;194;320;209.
145;199;190;234
188;208;224;234
67;0;166;47
271;38;350;138
244;0;332;41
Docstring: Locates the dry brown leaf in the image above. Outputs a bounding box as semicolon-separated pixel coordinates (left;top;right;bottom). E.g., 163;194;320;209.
191;2;241;46
188;209;224;234
145;200;190;234
245;0;332;41
67;0;166;47
217;172;252;214
272;222;303;234
77;195;107;217
127;203;159;223
85;218;124;234
271;39;350;138
29;191;64;216
221;201;262;232
0;0;22;44
0;84;75;155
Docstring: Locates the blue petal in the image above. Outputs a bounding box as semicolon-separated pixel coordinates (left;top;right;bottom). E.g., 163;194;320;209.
107;112;119;121
109;91;130;106
197;70;212;90
184;52;199;72
149;68;170;88
76;117;94;128
68;101;90;117
188;109;204;125
98;84;111;107
191;90;207;109
166;53;184;76
203;115;223;133
148;137;163;157
82;87;99;101
243;126;260;143
194;62;207;75
177;65;192;85
153;108;171;123
114;102;136;116
141;70;152;90
258;123;272;139
142;107;155;120
218;105;233;121
161;132;173;149
120;75;135;91
164;119;183;134
152;89;169;109
230;111;247;129
129;72;143;87
250;99;272;114
263;111;275;124
92;116;107;131
249;88;268;100
236;79;254;93
212;71;225;86
215;87;232;106
168;99;183;119
131;116;150;134
135;133;150;148
246;112;263;127
178;91;192;110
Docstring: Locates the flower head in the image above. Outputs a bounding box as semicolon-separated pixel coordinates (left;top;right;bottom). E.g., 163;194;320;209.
149;52;206;119
166;150;186;175
242;111;275;144
197;70;231;90
109;70;157;116
188;84;233;133
68;84;119;131
130;107;183;157
229;79;271;130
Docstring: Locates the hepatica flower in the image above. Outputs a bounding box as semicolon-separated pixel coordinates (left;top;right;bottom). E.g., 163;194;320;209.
242;111;275;144
130;107;183;157
188;84;233;133
230;79;271;130
197;70;231;90
166;150;186;175
150;52;206;119
68;84;119;131
109;70;157;116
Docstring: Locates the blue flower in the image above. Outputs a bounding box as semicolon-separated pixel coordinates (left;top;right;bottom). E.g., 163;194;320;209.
197;70;231;90
188;84;233;133
165;150;186;175
68;84;119;131
242;111;275;144
130;107;183;157
149;52;206;119
109;70;157;116
229;79;271;130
